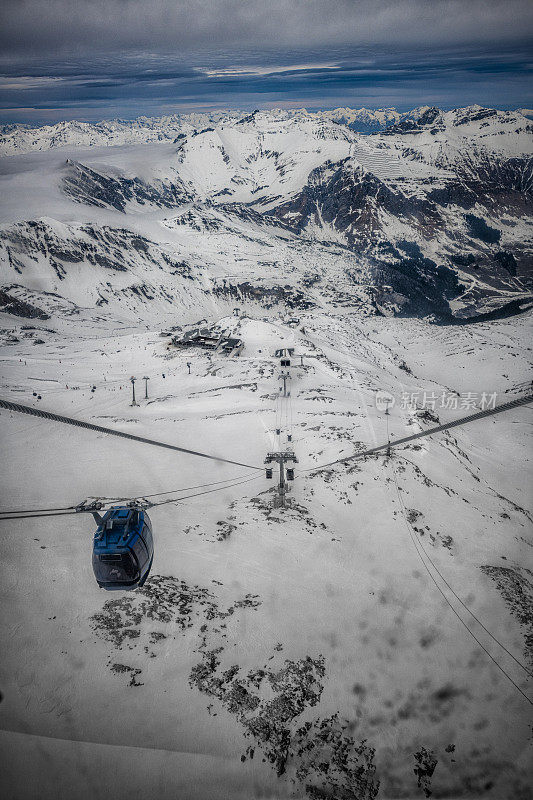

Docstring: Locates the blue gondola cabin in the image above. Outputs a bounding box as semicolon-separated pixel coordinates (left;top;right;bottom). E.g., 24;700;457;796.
92;507;154;590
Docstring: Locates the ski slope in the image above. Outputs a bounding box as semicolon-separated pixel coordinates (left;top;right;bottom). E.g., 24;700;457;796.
0;102;532;799
0;307;531;799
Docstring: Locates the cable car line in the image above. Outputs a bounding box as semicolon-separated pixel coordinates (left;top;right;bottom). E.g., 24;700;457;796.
0;475;264;524
390;460;532;704
0;510;81;522
301;392;533;474
145;474;263;508
0;397;264;471
279;328;532;695
0;504;78;515
288;390;295;444
0;473;260;518
394;460;532;677
131;471;259;500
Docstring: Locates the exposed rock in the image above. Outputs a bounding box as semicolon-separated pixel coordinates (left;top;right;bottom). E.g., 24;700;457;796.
0;287;50;319
63;160;192;212
480;565;533;668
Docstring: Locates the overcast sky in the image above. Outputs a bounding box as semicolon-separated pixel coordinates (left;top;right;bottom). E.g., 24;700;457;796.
0;0;531;124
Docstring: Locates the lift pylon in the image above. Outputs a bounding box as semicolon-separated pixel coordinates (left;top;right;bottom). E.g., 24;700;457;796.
265;450;298;508
279;371;291;397
130;376;138;406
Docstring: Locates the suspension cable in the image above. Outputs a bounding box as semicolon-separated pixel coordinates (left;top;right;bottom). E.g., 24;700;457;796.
133;472;259;500
288;389;294;447
300;392;533;474
394;458;531;676
0;509;81;522
0;504;78;515
390;459;532;704
0;398;263;470
275;379;283;449
0;472;260;517
148;474;263;507
0;475;264;524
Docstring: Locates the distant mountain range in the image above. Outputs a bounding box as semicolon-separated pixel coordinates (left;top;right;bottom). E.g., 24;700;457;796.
0;105;531;324
2;105;532;156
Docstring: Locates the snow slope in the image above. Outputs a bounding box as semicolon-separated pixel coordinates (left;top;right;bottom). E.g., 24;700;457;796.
1;106;531;324
0;106;532;800
0;306;532;799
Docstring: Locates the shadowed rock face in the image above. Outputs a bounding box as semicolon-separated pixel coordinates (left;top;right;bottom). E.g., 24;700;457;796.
213;280;316;310
268;151;532;320
383;106;443;135
0;220;193;278
369;255;464;320
427;156;533;215
0;288;50;319
272;155;532;244
0;220;199;317
62;160;192;213
273;160;439;243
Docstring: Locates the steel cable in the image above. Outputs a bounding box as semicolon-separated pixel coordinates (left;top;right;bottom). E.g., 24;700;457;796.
300;393;533;474
390;458;532;705
0;475;265;524
0;397;263;470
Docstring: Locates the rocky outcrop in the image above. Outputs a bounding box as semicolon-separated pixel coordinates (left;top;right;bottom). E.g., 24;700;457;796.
0;287;50;319
62;160;192;213
273;160;440;244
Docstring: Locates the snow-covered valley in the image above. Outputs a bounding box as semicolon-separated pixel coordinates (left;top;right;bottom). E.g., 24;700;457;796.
0;107;532;799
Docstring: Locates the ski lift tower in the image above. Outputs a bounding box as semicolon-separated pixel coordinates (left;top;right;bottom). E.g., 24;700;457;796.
130;376;138;406
265;450;298;508
279;370;291;397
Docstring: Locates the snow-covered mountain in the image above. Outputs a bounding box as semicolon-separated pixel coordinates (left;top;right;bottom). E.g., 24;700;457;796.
309;106;404;132
0;105;531;325
0;111;274;157
0;109;393;156
3;105;531;158
0;106;532;799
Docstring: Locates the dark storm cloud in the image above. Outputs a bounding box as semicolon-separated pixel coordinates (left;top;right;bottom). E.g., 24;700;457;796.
0;1;531;123
1;0;532;55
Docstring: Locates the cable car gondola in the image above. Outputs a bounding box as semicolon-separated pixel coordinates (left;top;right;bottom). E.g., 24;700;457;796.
92;507;154;591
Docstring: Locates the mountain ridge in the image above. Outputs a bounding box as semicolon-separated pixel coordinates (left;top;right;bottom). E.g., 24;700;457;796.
0;105;531;325
1;105;531;157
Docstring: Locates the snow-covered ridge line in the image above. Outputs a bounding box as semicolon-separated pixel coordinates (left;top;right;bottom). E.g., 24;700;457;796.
1;105;531;157
0;106;531;324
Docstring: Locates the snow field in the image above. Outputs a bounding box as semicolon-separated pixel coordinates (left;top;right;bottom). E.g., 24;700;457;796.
0;309;531;798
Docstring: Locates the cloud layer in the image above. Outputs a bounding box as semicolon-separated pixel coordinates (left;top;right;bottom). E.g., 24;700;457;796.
2;0;532;54
0;1;531;123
